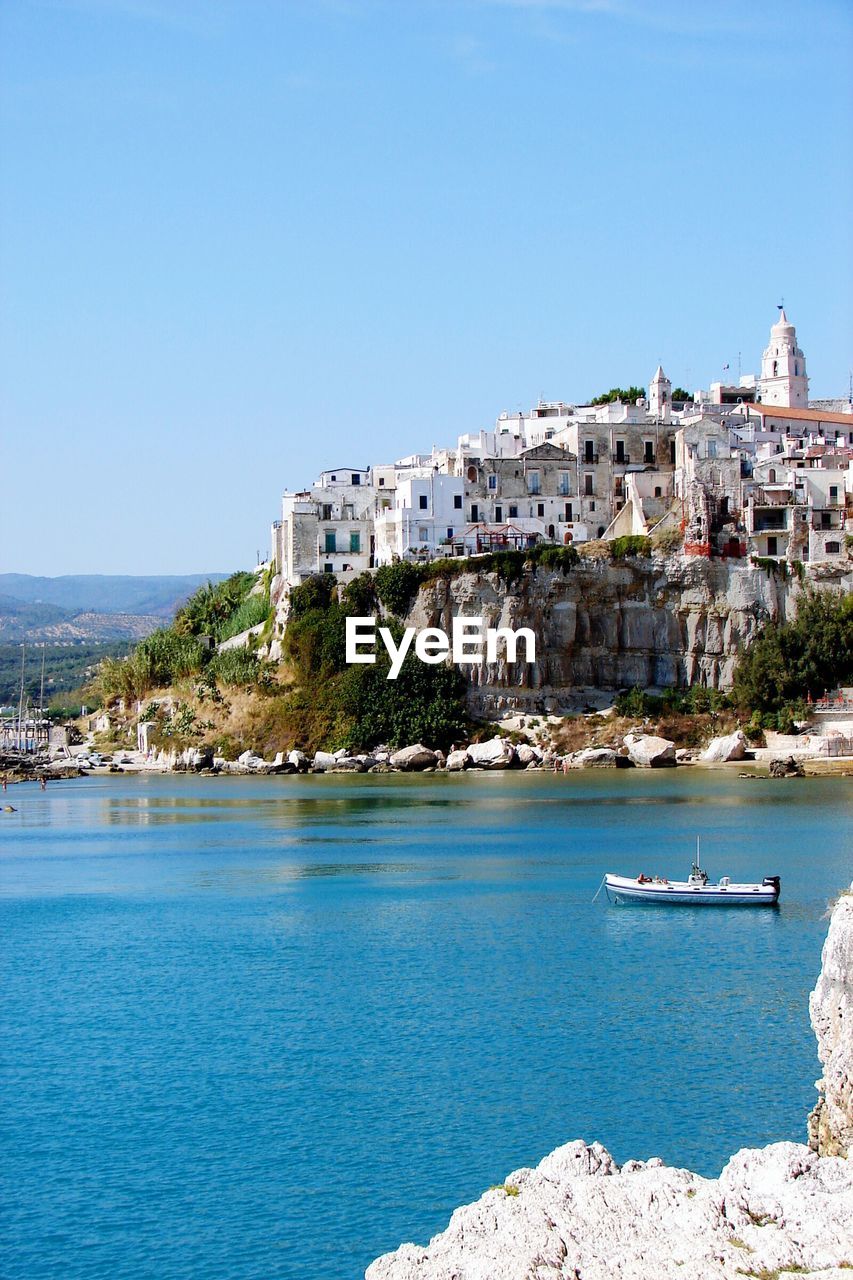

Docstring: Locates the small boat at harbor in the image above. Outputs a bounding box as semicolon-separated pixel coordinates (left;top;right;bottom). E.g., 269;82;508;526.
601;840;781;907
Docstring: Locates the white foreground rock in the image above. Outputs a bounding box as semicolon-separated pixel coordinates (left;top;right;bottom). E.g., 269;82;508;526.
466;738;515;769
445;750;468;772
367;1139;853;1280
390;745;439;771
624;731;676;767
809;885;853;1157
702;729;748;763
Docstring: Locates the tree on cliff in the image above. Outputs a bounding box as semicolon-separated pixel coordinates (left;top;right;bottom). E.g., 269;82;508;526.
732;588;853;713
588;386;646;406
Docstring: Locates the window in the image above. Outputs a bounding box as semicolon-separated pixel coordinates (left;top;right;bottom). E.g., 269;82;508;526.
350;532;361;553
323;563;333;574
471;504;479;521
508;505;518;518
830;486;839;502
467;465;478;482
488;474;497;490
584;440;595;463
418;527;429;542
322;504;333;521
419;494;428;510
644;441;655;464
453;494;462;509
381;499;391;510
378;477;385;487
614;476;623;495
528;471;541;494
559;472;570;496
768;469;776;483
564;502;573;522
615;440;625;463
584;473;594;496
351;474;361;486
324;531;337;553
537;502;545;518
826;541;840;554
654;486;662;498
446;527;454;540
670;440;676;465
495;506;503;522
821;513;831;529
767;536;778;556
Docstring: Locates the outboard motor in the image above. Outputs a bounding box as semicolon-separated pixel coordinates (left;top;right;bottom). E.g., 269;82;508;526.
762;876;781;901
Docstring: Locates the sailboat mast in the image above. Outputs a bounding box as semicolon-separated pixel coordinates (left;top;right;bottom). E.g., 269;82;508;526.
39;645;46;752
17;643;26;752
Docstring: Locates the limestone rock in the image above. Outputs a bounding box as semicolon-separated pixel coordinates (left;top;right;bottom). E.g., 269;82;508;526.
624;732;676;768
573;747;618;768
466;738;516;769
329;757;364;772
288;749;308;771
515;743;542;766
312;751;338;772
809;884;853;1157
445;750;468;772
389;744;438;771
366;1140;853;1280
702;730;747;763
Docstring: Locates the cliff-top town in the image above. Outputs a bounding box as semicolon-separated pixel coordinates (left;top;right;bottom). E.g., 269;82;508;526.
272;310;852;587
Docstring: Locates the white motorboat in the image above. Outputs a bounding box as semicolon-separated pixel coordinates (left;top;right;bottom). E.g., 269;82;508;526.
601;840;781;907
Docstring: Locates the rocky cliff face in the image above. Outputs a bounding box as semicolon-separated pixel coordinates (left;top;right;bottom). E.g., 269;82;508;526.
404;556;849;718
367;889;853;1280
809;885;853;1158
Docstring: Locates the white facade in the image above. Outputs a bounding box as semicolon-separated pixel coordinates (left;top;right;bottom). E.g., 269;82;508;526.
759;309;809;407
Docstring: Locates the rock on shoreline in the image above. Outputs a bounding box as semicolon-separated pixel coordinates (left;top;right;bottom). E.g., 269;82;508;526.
367;887;853;1279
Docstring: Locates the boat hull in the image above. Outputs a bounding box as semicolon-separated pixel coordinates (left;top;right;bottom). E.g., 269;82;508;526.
604;875;780;907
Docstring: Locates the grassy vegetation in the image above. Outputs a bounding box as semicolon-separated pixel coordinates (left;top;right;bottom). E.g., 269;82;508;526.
93;572;272;705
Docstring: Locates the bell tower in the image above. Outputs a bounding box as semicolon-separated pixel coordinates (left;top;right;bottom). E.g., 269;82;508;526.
759;309;808;407
649;365;671;421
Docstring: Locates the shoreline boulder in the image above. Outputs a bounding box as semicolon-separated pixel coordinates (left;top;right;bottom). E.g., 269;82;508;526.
389;744;438;771
466;737;515;770
701;729;747;763
623;732;676;768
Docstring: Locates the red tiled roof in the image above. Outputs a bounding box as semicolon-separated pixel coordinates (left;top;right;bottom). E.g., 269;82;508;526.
746;404;853;425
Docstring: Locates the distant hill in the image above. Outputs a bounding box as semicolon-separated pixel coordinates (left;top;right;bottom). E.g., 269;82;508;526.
0;573;231;618
0;573;234;643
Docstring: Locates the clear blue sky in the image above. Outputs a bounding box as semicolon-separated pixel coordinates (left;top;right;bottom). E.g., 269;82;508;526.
2;0;851;575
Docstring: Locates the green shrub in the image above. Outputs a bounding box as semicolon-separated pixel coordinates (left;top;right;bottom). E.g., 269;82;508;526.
375;562;424;615
174;572;256;640
288;574;338;618
610;535;652;559
207;648;262;687
532;544;580;573
732;588;852;713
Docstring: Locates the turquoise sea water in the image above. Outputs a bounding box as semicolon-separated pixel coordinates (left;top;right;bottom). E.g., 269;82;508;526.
1;770;851;1279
